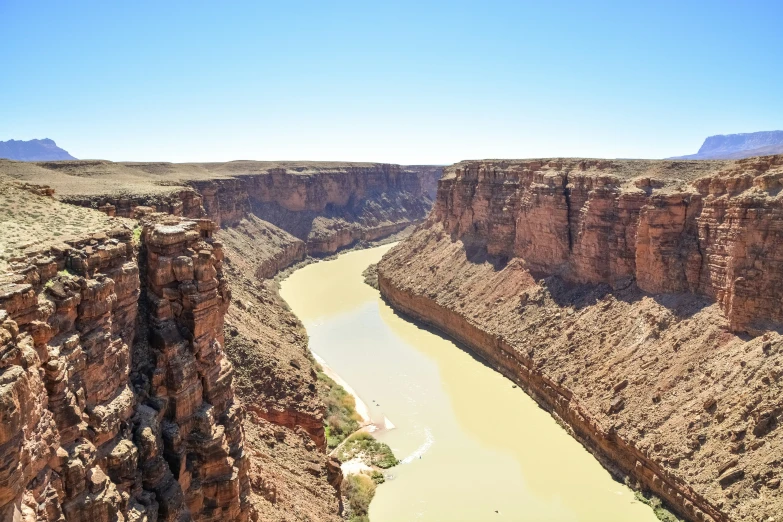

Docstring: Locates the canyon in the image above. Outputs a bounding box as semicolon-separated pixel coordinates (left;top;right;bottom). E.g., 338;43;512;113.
0;160;438;521
2;152;783;521
378;156;783;522
280;245;660;521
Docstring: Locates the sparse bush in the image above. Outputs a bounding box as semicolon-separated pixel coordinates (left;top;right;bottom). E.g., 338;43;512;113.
132;226;142;246
370;470;385;484
336;432;398;469
319;372;362;449
634;491;683;522
343;472;376;521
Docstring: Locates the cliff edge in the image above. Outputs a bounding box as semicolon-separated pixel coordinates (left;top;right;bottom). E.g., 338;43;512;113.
379;156;783;522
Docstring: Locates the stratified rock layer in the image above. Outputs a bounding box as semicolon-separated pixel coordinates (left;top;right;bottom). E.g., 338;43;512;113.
139;216;249;521
431;156;783;333
0;215;249;521
0;160;440;256
188;163;435;254
0;226;144;522
379;156;783;522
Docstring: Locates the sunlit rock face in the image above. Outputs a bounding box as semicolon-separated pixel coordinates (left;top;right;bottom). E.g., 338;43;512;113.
379;155;783;522
431;156;783;333
0;216;249;522
189;163;439;254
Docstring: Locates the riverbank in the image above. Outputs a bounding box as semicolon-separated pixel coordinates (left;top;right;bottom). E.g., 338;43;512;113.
376;223;756;522
281;244;660;521
314;354;400;521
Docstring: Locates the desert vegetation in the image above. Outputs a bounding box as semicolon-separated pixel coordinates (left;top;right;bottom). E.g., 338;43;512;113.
318;370;363;449
336;432;398;469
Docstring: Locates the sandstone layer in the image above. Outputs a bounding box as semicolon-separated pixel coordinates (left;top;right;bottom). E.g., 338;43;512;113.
0;203;249;520
0;160;378;521
0;159;441;256
379;156;783;522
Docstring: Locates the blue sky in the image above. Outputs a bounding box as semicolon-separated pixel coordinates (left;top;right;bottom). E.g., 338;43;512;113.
2;1;781;163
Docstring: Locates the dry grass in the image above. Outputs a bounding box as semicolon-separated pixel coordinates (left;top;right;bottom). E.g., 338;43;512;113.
0;158;398;200
0;183;132;269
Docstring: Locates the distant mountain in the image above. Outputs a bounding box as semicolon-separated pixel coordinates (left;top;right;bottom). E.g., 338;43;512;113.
0;138;76;161
669;131;783;160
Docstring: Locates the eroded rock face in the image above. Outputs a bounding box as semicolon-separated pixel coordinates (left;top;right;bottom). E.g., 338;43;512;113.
433;156;783;333
218;218;342;520
139;216;249;521
0;217;248;521
61;190;205;221
189;164;436;255
0;227;143;521
379;155;783;522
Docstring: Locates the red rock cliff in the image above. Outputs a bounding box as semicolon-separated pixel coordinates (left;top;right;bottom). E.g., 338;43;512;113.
379;155;783;522
0;216;249;521
187;162;437;254
433;156;783;333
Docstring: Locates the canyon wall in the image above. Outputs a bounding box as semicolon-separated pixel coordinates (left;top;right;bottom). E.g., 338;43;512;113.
16;160;441;257
189;163;435;254
0;160;399;521
0;214;249;521
379;156;783;522
432;156;783;333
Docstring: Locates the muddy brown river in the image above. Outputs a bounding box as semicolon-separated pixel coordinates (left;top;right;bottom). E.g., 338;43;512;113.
280;244;658;521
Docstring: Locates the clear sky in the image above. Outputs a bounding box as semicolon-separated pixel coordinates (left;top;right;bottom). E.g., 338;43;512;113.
2;1;782;164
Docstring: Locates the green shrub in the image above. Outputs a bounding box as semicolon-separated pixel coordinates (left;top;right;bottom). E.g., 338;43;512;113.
318;372;362;449
343;473;376;520
132;226;142;246
370;470;385;485
634;491;683;522
336;432;398;469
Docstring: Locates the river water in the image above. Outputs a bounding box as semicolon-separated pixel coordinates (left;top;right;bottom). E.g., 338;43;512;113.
279;244;658;522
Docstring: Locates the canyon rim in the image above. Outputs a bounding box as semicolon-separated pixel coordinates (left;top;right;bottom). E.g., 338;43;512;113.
0;154;781;521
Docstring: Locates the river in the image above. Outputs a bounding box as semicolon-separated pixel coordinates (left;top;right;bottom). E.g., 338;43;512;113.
279;244;659;522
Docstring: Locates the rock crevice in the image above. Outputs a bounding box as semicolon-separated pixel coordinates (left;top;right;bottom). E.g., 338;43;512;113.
0;216;249;521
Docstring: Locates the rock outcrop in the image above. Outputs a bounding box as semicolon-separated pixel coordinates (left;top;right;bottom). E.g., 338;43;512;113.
0;212;249;521
0;226;143;522
138;216;249;521
379;156;783;522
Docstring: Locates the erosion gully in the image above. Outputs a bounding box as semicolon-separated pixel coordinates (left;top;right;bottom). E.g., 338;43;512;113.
280;244;659;521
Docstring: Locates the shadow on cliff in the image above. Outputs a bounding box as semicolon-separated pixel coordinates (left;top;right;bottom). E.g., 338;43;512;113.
535;274;714;322
378;294;504;373
459;240;715;323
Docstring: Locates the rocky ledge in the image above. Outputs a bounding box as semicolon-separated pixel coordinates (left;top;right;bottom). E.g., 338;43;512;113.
0;213;250;521
0;160;441;257
379;156;783;522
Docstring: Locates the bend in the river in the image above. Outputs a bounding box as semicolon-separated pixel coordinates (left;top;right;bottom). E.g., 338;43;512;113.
280;244;659;522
